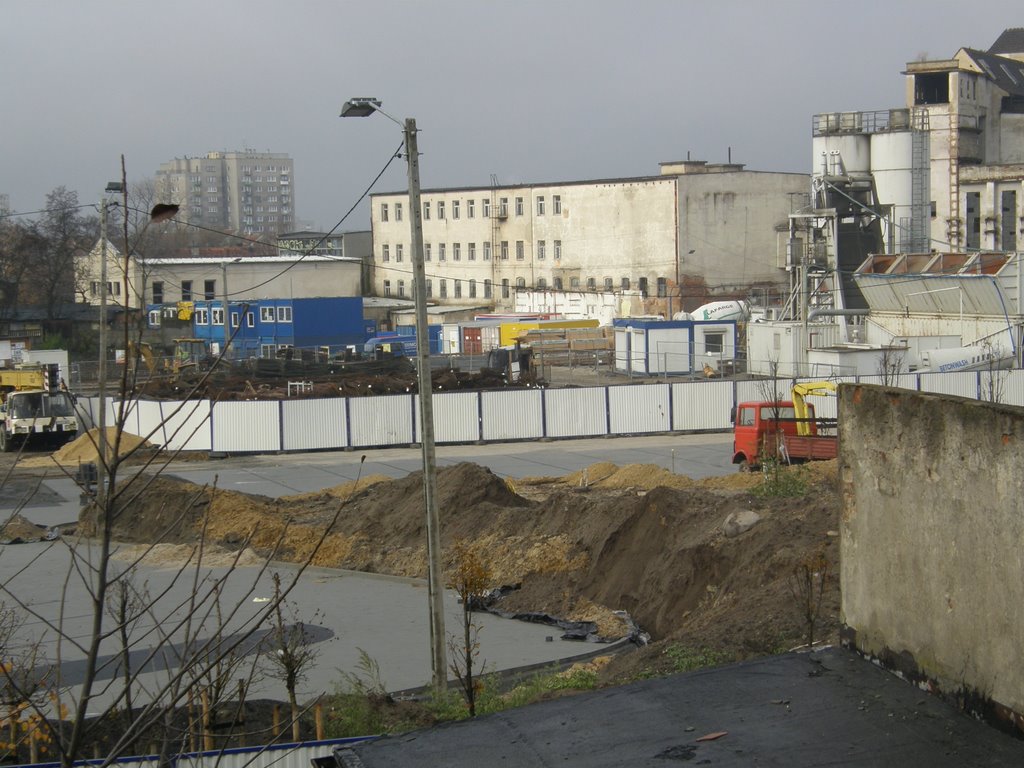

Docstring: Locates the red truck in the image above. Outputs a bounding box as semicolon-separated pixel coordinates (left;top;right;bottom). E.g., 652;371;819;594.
731;382;838;471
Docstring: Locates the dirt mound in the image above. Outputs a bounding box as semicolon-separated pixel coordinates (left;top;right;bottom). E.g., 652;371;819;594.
1;513;47;542
17;428;155;469
77;459;841;662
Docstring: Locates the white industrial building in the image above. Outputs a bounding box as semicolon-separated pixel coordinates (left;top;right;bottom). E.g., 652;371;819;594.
368;161;808;315
749;28;1024;376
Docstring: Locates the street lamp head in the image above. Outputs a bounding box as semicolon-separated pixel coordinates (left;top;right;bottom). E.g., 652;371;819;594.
105;182;124;194
340;97;382;118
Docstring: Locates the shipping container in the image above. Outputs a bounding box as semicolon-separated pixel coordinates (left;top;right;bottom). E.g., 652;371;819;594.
499;318;600;347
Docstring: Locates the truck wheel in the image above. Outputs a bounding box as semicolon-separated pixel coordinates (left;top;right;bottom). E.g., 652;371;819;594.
737;459;752;473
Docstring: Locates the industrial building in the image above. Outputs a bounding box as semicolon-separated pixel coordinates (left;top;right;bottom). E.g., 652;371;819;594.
754;28;1024;376
368;161;808;314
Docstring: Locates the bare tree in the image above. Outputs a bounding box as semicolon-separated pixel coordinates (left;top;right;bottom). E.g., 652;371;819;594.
876;346;906;386
446;539;493;717
265;572;323;741
33;187;99;320
980;341;1008;404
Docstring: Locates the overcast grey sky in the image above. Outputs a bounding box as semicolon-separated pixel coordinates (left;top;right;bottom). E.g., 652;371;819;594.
2;1;1019;232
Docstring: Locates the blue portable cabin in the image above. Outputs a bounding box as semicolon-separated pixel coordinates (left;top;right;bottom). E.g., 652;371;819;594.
394;324;444;354
612;318;738;375
187;296;372;359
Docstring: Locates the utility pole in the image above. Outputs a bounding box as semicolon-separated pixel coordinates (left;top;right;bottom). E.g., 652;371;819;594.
97;195;109;496
222;261;231;359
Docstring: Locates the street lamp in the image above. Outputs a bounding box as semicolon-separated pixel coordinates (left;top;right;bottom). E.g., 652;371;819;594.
340;97;447;692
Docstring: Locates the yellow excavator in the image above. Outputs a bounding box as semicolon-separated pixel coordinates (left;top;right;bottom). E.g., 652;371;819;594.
791;381;838;436
127;339;212;378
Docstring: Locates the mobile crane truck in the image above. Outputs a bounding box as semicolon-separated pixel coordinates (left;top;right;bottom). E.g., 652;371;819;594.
0;363;78;452
731;381;838;471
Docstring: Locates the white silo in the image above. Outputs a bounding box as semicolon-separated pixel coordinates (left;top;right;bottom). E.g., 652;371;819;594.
870;130;915;251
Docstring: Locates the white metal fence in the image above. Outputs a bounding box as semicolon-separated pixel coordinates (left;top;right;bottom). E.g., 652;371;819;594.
75;370;1024;454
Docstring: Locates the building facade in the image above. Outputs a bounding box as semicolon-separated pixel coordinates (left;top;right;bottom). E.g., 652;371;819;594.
155;151;296;235
368;162;808;313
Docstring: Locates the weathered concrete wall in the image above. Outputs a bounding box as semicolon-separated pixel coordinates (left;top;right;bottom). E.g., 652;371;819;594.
839;384;1024;726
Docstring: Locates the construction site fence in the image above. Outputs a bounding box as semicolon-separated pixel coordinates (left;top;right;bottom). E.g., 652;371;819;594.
72;369;1024;455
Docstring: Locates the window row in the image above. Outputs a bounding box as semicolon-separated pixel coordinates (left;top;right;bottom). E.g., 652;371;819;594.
382;194;563;223
378;275;669;300
379;239;563;262
192;306;293;325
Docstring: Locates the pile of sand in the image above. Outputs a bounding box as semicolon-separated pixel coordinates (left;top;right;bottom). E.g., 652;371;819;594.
110;542;265;568
18;428;153;469
0;513;47;542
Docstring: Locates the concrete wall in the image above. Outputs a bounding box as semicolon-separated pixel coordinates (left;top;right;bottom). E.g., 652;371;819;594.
839;384;1024;727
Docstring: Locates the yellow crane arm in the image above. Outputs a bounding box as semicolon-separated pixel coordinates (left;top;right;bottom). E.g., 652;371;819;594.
791;381;837;436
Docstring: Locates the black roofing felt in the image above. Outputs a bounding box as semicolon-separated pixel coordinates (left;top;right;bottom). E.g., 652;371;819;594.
989;27;1024;56
340;648;1024;767
961;47;1024;98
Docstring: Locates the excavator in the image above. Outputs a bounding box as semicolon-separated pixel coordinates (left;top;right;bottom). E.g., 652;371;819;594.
127;339;212;379
0;363;78;452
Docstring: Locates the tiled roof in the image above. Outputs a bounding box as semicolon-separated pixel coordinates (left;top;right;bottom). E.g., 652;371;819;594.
989;27;1024;56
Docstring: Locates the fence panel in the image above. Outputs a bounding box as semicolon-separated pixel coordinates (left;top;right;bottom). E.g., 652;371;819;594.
212;401;281;453
734;378;791;407
543;387;609;438
671;380;733;431
608;383;670;435
348;394;414;447
481;390;544;441
281;398;348;451
131;399;170;446
918;371;979;399
158;399;213;451
994;369;1024;406
417;391;480;444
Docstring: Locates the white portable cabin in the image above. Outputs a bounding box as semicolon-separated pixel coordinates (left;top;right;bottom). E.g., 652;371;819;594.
613;319;737;375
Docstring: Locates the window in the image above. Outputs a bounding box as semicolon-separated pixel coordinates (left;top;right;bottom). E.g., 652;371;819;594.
398;280;406;297
382;245;390;262
437;201;445;219
516;241;524;260
516;277;526;289
426;279;433;298
439;279;447;298
621;277;631;290
553;194;562;214
705;332;724;355
181;280;193;301
467;199;475;218
204;279;216;300
152;281;164;304
212;308;224;326
469;279;477;298
553;277;563;290
537;196;545;215
381;203;389;222
570;277;580;289
396;244;404;262
587;277;596;290
604;277;614;291
384;279;392;296
657;277;667;297
261;344;276;358
260;306;275;322
423;201;431;220
484;279;492;298
452;243;460;261
195;309;209;324
501;278;510;298
439;243;446;261
277;306;292;322
515;197;524;216
454;280;462;298
452;200;460;220
537;240;546;260
538;278;547;289
395;202;403;222
230;311;239;328
246;311;255;328
1002;190;1017;251
425;243;432;261
148;309;161;327
483;241;491;261
638;277;648;297
498;197;508;217
482;199;491;218
554;240;562;259
500;241;509;260
468;242;476;261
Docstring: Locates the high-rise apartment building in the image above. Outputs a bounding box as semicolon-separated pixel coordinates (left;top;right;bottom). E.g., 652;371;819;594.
155;150;295;235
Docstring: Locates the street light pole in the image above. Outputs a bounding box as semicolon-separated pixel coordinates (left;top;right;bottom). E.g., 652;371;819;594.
341;99;447;692
96;182;124;496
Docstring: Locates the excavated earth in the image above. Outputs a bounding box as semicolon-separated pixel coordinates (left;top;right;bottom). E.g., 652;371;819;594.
77;457;842;681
